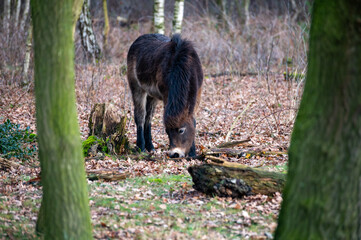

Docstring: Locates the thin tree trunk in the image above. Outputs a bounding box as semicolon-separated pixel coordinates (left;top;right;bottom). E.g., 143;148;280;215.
154;0;165;34
275;1;361;239
15;0;22;29
244;0;250;31
4;0;10;42
102;0;109;51
78;0;101;61
31;0;93;238
20;0;30;33
172;0;184;34
22;23;32;86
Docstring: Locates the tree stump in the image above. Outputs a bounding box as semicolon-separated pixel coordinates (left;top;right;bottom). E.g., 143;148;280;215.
88;103;129;155
188;158;286;198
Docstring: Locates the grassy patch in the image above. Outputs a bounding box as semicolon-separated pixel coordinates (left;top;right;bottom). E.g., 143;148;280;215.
89;173;276;239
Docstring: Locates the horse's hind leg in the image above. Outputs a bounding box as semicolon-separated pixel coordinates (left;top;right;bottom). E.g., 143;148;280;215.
144;96;157;152
131;87;147;152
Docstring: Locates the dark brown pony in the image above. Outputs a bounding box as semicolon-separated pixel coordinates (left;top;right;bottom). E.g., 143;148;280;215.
127;34;203;157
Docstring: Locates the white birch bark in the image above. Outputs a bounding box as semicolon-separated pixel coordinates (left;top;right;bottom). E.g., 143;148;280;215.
154;0;165;34
172;0;184;34
15;0;22;29
78;0;101;60
22;23;32;86
20;0;30;33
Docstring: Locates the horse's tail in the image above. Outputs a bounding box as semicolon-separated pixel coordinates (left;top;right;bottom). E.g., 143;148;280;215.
164;34;192;127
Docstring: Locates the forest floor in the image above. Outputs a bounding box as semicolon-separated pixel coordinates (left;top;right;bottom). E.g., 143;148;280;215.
0;63;303;239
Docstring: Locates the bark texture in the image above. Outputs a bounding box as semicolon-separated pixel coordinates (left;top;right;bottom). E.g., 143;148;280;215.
78;0;101;60
188;158;285;197
275;1;361;239
31;0;92;238
154;0;165;34
172;0;184;34
88;103;129;155
102;0;109;51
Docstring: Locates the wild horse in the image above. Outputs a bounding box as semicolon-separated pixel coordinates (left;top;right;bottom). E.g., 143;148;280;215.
127;34;203;157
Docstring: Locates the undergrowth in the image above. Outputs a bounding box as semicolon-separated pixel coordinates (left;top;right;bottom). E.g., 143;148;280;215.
0;119;37;159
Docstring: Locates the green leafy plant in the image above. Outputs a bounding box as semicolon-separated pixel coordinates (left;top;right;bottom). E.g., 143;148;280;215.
0;119;37;159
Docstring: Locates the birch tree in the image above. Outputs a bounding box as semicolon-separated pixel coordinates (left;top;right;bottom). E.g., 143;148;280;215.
20;0;30;33
154;0;165;34
172;0;184;34
275;0;361;239
15;0;22;29
78;0;101;60
31;0;93;238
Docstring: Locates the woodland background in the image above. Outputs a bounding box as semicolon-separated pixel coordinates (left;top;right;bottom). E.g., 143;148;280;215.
0;0;310;239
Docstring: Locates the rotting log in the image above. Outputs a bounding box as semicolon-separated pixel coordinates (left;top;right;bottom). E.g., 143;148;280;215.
86;169;128;181
188;158;286;198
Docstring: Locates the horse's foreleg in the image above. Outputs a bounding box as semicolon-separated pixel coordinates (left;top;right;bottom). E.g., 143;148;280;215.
133;91;147;152
144;96;157;152
188;118;197;157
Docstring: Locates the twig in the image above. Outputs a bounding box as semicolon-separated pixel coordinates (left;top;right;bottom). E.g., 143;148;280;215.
225;100;253;142
215;138;251;148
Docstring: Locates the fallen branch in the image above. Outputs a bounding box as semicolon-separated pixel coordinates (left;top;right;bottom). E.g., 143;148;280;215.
86;169;128;181
215;138;251;148
201;148;287;159
0;157;22;170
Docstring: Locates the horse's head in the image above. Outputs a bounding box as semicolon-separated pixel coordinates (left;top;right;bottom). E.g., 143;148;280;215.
165;117;195;158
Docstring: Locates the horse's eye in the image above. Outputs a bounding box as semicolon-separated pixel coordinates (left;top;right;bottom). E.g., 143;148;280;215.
178;127;186;134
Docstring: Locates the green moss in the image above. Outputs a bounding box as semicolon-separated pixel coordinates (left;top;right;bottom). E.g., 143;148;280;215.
82;135;109;157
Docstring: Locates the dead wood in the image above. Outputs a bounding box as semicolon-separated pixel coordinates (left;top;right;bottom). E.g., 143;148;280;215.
0;156;21;170
215;139;251;148
86;169;128;181
88;103;129;155
201;148;286;159
188;157;286;198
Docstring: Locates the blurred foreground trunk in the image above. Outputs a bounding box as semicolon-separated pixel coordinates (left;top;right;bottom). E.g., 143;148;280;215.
275;1;361;239
31;0;93;238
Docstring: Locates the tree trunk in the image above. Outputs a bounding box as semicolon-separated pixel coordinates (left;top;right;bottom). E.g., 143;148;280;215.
31;0;92;238
275;1;361;239
15;0;22;29
102;0;109;52
20;0;30;33
88;103;129;155
154;0;165;34
4;0;10;42
22;23;32;86
188;158;286;197
78;0;101;61
172;0;184;34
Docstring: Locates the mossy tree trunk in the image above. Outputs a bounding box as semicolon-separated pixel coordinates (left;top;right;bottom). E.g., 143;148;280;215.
31;0;93;238
154;0;165;34
275;1;361;239
172;0;184;34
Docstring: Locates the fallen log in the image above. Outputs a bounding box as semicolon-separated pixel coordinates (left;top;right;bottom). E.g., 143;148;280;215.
86;169;128;181
27;168;129;183
188;158;286;198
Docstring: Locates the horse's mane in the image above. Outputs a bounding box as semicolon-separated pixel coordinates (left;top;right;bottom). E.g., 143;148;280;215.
164;34;197;128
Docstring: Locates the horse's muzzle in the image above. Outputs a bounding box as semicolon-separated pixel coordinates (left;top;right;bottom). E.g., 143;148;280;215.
168;147;186;158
